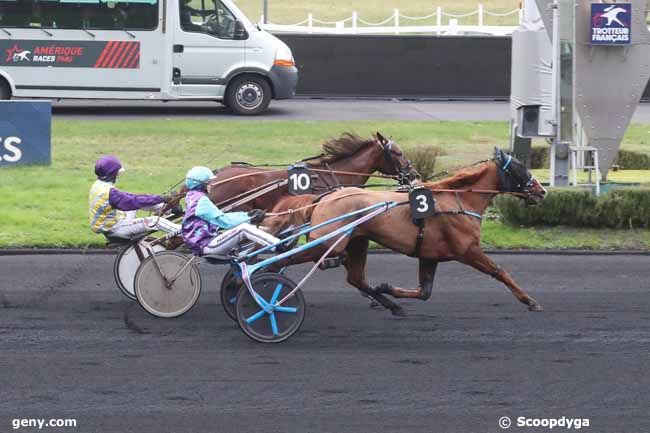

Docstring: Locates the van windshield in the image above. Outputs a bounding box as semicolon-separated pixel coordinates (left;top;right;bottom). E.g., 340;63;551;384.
0;0;160;31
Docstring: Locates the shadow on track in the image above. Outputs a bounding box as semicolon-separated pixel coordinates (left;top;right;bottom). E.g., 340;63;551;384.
51;103;290;118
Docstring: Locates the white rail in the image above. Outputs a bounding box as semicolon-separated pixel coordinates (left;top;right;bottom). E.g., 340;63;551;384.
259;4;522;36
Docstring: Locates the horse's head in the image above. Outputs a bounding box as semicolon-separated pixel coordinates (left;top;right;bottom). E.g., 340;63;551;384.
374;132;420;184
494;147;547;205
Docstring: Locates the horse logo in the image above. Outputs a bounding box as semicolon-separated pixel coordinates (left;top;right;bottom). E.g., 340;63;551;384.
14;50;31;62
601;5;627;26
593;4;629;27
5;44;31;62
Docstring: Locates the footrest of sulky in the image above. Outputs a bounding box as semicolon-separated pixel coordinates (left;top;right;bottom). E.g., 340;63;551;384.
203;254;233;265
318;255;348;270
104;232;154;248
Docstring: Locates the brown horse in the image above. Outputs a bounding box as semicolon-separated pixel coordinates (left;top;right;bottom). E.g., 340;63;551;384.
206;132;417;211
265;148;547;316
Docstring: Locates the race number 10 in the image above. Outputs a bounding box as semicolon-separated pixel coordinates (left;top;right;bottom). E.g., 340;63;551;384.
409;188;436;219
288;166;312;195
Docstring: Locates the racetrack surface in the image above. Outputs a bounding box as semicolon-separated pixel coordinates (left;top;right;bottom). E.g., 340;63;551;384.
47;99;650;123
1;253;649;433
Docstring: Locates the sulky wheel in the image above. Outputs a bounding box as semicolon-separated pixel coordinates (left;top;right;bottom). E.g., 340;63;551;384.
220;268;243;321
236;273;306;343
114;242;166;301
134;251;202;318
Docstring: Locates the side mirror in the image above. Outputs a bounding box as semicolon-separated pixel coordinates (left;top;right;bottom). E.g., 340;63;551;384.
233;20;248;40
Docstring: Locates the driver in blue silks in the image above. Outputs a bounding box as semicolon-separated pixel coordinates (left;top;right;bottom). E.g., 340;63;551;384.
181;166;280;256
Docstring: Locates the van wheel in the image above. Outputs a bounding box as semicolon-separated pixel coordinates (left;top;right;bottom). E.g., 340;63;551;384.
0;80;11;100
226;75;271;116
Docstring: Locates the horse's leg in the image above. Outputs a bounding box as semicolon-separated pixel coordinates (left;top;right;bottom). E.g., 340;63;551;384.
344;237;405;316
462;246;543;311
342;236;380;309
374;258;438;300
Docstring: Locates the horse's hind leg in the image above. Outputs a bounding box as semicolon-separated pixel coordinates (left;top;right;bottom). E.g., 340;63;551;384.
345;237;405;316
375;258;438;301
462;246;542;311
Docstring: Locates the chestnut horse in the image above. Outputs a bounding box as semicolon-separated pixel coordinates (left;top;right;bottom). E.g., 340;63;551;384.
265;148;547;316
205;132;418;211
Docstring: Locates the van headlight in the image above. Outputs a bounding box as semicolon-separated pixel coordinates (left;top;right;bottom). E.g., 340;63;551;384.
274;45;295;67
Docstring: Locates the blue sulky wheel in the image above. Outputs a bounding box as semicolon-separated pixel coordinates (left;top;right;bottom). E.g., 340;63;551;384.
236;273;306;343
219;268;242;321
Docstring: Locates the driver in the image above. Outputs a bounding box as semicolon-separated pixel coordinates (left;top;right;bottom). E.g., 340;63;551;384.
179;0;204;32
89;156;180;240
181;166;280;256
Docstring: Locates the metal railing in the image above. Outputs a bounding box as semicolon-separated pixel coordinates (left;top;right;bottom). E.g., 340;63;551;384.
258;4;522;36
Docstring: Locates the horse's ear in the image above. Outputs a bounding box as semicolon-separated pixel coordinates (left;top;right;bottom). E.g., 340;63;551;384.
376;132;387;144
494;147;503;162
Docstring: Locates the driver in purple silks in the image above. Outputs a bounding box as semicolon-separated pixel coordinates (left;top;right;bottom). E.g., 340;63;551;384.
89;155;180;239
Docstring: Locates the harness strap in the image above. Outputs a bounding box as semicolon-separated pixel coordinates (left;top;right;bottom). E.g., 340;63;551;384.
454;191;465;213
412;219;426;258
502;155;512;171
435;210;483;220
324;162;341;189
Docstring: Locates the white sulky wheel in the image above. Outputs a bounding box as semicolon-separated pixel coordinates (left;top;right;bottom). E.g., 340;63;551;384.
113;242;166;301
236;273;306;343
134;251;202;318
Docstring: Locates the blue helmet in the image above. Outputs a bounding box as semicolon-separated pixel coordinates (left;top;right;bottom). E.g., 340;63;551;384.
185;166;215;190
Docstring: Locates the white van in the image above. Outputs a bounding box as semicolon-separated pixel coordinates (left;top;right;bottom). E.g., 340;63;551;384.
0;0;297;115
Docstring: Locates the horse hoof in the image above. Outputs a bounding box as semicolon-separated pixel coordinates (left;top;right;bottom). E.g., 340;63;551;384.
391;306;406;317
528;302;544;312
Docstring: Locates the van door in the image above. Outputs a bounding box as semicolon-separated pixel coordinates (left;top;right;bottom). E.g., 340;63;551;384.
172;0;245;97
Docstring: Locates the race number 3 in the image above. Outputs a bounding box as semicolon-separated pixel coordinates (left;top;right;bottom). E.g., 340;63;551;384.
288;166;312;195
409;188;436;219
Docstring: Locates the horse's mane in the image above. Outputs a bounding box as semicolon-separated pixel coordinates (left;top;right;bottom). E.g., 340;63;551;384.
423;160;492;190
303;133;375;166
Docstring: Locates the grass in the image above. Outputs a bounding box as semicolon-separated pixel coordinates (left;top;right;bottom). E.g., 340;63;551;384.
481;220;650;250
531;169;650;184
234;0;522;26
1;119;650;249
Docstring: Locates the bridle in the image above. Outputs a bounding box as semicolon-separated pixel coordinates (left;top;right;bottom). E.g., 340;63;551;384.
496;154;541;198
379;139;417;186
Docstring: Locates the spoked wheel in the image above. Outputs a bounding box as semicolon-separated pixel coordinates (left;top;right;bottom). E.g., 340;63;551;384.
236;273;306;343
113;242;166;301
220;268;242;321
134;251;202;318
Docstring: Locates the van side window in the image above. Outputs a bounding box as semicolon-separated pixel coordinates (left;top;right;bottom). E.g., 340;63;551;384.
0;0;38;28
179;0;237;39
0;0;159;31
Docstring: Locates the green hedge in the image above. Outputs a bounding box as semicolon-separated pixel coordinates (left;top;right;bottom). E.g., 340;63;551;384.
406;145;442;180
530;148;650;170
495;188;650;228
614;150;650;170
530;146;550;169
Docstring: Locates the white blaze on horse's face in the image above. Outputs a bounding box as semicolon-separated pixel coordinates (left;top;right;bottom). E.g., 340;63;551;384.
536;177;548;197
526;175;547;205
